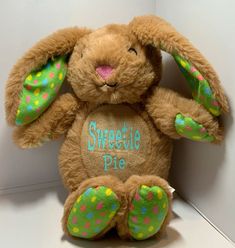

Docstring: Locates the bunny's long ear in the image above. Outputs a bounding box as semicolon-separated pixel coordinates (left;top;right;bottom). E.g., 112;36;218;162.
129;15;228;116
5;27;90;126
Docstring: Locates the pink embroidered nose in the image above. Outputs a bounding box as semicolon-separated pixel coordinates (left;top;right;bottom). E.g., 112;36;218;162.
96;65;113;80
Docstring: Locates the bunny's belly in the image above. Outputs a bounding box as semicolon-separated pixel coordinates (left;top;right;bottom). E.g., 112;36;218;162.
79;104;172;181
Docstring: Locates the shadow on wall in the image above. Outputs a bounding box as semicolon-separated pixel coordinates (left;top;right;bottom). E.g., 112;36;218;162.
160;52;192;97
170;113;233;197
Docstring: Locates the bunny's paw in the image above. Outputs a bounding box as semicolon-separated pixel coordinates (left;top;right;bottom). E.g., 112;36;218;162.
175;113;215;142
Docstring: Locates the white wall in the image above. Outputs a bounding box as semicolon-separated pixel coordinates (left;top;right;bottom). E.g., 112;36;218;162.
0;0;156;190
156;0;235;242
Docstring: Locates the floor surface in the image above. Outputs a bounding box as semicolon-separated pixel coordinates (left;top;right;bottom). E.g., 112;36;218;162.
0;185;234;248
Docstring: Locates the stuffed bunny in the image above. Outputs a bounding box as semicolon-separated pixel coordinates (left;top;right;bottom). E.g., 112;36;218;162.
5;15;228;241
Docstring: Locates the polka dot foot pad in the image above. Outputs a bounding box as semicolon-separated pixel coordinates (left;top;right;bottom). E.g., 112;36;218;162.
67;186;120;239
175;113;214;142
128;185;169;240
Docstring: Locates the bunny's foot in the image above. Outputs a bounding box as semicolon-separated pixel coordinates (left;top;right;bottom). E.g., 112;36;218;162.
118;175;172;240
62;176;125;239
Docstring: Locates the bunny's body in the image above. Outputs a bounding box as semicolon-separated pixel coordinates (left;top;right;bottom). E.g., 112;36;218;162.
60;103;172;190
5;16;228;241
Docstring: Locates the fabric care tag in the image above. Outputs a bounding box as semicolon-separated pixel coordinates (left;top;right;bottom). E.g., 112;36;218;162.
168;185;175;199
80;104;152;180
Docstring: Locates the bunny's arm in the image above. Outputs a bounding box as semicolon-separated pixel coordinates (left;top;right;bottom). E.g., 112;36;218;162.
145;87;223;143
13;93;80;148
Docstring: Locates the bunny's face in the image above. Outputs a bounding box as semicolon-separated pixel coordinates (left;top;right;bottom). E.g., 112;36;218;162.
67;24;162;104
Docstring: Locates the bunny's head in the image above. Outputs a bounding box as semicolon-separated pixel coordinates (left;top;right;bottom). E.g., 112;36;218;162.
5;15;228;127
67;24;161;104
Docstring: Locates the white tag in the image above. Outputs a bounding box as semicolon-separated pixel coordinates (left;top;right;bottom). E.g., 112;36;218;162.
168;185;175;194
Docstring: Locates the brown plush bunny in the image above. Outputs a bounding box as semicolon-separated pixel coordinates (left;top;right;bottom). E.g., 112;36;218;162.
5;15;228;241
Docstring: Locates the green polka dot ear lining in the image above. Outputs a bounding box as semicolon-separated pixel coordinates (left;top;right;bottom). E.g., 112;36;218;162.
15;56;68;126
173;54;221;116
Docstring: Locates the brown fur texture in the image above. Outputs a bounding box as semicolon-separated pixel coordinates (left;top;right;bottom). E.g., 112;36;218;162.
145;87;223;143
59;103;173;192
68;24;162;104
4;15;228;241
13;93;80;148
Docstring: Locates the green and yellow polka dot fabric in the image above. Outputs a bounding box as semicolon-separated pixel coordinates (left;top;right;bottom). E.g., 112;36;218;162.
67;186;120;239
175;113;214;142
174;54;221;116
128;185;169;240
15;56;67;126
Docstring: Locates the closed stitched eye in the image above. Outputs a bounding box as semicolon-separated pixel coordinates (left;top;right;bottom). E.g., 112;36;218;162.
128;47;137;55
